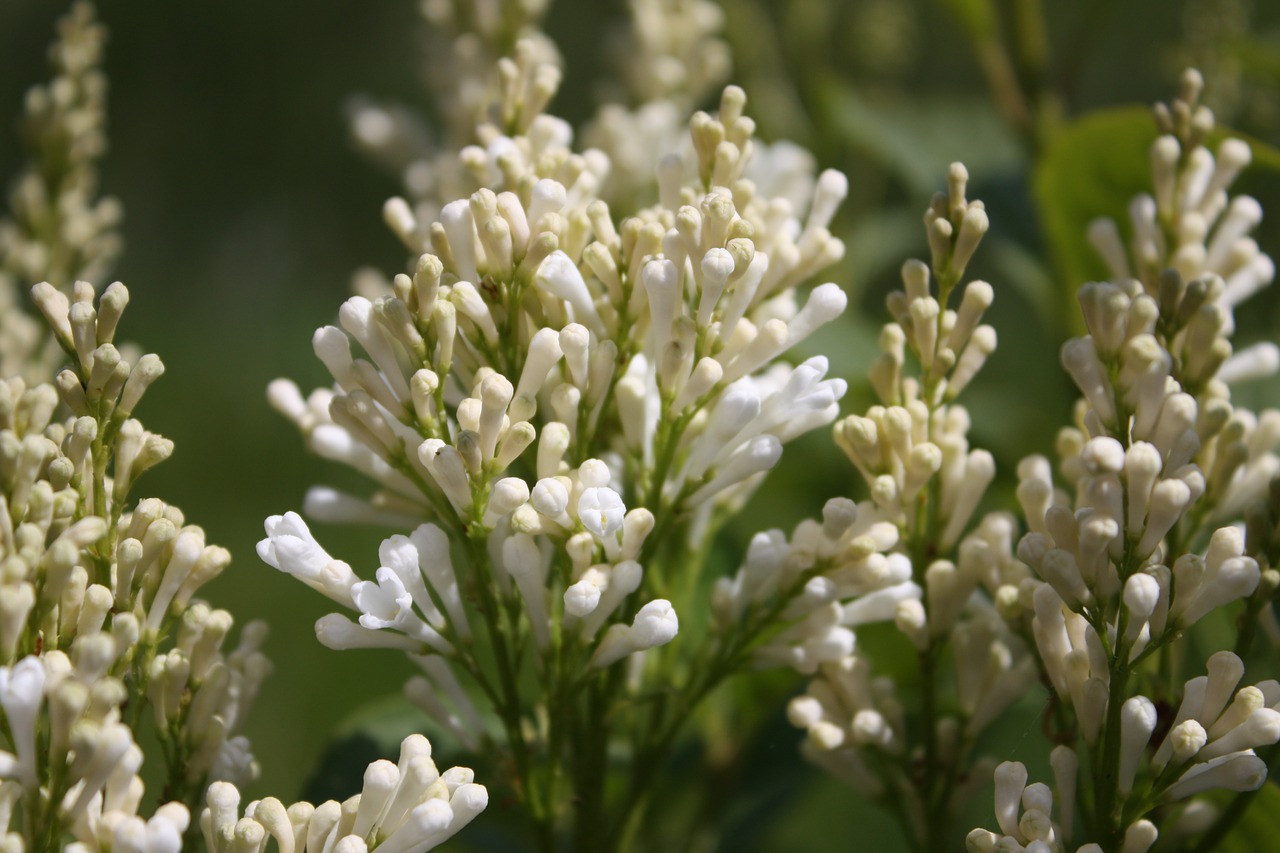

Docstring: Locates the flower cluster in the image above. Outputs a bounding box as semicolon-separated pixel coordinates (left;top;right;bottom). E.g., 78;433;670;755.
0;280;270;849
268;24;850;844
1087;70;1275;387
969;654;1280;853
0;151;489;853
199;735;485;853
2;27;486;840
762;165;1037;845
0;652;194;853
271;70;849;557
11;0;1280;850
966;71;1280;850
0;2;121;385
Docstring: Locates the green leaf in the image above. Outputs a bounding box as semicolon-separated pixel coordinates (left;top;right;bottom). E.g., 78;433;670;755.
843;207;926;304
1032;105;1156;320
934;0;1000;40
820;84;1025;197
300;693;426;802
1230;35;1280;80
982;234;1059;328
328;691;428;747
1216;779;1280;853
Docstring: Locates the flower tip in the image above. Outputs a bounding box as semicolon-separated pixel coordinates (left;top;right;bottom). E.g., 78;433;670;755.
632;599;679;648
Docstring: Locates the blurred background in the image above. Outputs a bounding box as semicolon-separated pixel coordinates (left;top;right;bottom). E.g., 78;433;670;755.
2;0;1279;848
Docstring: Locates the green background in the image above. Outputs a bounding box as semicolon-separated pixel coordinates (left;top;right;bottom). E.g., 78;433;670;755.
2;0;1279;848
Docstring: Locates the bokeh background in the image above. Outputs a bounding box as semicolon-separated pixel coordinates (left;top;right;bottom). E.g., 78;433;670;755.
2;0;1279;848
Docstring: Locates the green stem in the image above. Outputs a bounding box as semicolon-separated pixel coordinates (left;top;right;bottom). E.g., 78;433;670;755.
460;533;552;845
1234;584;1273;661
608;553;832;849
1009;0;1058;149
573;668;625;851
1093;623;1132;847
919;643;940;807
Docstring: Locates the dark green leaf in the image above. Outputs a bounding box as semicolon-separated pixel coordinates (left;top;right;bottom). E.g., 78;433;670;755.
1216;779;1280;853
1229;36;1280;81
300;694;426;802
820;85;1025;197
1032;105;1156;324
934;0;1000;40
843;207;926;305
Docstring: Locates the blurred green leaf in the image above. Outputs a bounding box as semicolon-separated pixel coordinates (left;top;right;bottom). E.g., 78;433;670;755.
329;692;427;745
755;771;906;851
1216;780;1280;853
301;694;424;802
1230;35;1280;79
982;235;1057;328
843;208;923;304
1032;105;1155;316
934;0;1000;40
820;84;1025;196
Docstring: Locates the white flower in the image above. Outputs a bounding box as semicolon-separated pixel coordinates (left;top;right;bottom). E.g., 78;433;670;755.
315;613;426;653
351;568;452;654
408;523;468;637
68;796;190;853
589;599;679;668
378;534;445;628
841;581;923;627
63;721;136;822
531;477;570;518
209;736;257;788
1119;696;1158;795
577;487;625;539
564;571;605;617
535;250;604;336
0;655;45;787
199;736;487;853
257;512;358;608
352;568;415;631
1165;751;1267;799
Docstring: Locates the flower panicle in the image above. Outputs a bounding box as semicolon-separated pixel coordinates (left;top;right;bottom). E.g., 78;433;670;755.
268;28;856;848
974;69;1280;851
1;277;271;848
0;652;193;851
777;166;1041;839
0;1;122;386
199;734;487;853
